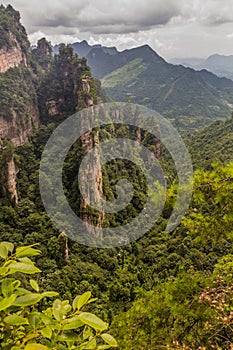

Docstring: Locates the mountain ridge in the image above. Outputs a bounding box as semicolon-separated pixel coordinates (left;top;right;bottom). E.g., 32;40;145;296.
170;53;233;80
54;40;233;130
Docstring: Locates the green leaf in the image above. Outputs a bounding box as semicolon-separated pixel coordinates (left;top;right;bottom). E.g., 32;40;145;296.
14;293;42;307
72;295;80;311
22;334;39;342
29;312;41;329
87;298;98;304
83;325;94;340
41;291;59;298
40;313;52;326
1;242;14;253
18;257;34;263
4;315;29;325
30;279;39;292
0;294;16;311
62;317;84;330
24;344;48;350
1;278;13;297
8;262;41;275
101;333;117;347
77;291;92;311
53;299;63;321
78;312;108;331
15;287;32;295
81;336;97;349
15;245;41;258
0;244;8;259
0;267;8;276
57;333;81;342
40;327;52;339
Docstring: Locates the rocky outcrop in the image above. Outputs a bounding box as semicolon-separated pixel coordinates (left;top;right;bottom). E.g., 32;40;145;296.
59;231;69;264
37;44;104;238
80;134;104;238
0;7;39;148
136;125;162;161
32;37;52;72
0;32;27;73
0;109;39;147
81;77;94;107
38;44;96;119
0;5;40;201
5;157;18;204
0;140;18;204
46;99;60;117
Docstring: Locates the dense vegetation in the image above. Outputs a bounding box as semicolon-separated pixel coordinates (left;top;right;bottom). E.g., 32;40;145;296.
0;4;233;349
0;66;38;121
112;162;233;349
1;123;233;348
0;5;29;52
187;114;233;169
0;242;117;349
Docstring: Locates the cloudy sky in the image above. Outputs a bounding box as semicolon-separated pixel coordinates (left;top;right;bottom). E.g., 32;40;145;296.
3;0;233;59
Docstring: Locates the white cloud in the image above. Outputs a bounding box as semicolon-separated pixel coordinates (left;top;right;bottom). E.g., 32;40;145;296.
3;0;233;59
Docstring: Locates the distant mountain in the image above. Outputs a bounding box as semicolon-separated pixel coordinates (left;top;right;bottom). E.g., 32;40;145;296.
170;57;205;67
199;54;233;80
54;42;164;78
54;40;119;78
170;54;233;80
54;41;233;130
99;46;233;131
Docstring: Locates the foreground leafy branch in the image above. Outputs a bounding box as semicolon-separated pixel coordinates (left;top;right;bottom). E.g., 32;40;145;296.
0;241;117;349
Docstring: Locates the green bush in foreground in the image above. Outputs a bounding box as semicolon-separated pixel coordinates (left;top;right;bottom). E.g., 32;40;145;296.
0;241;117;349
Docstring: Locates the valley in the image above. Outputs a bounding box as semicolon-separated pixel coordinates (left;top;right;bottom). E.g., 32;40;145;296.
0;4;233;350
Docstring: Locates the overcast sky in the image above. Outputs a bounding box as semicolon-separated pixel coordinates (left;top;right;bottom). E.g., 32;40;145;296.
3;0;233;59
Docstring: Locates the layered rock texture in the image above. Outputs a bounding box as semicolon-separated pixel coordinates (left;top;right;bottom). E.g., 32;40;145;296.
0;5;39;148
0;32;27;73
0;6;40;200
0;140;18;204
0;5;162;241
37;45;96;121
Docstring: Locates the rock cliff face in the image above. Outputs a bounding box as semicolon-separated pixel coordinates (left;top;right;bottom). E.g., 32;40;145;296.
31;37;52;72
79;113;104;239
38;44;96;121
0;5;39;148
0;109;39;148
0;5;163;241
0;140;18;204
0;5;39;199
38;43;103;237
0;32;27;73
5;157;18;204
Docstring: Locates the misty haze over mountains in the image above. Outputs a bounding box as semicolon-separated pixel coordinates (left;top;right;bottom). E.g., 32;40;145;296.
170;54;233;80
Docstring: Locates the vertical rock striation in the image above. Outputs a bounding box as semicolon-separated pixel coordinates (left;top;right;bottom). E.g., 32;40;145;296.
0;5;39;200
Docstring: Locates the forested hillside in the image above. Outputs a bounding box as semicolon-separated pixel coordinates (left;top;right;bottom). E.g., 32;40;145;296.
187;115;233;168
0;4;233;350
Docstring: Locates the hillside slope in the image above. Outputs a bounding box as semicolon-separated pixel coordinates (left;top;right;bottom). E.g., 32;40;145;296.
187;116;233;168
55;41;233;131
101;46;233;130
